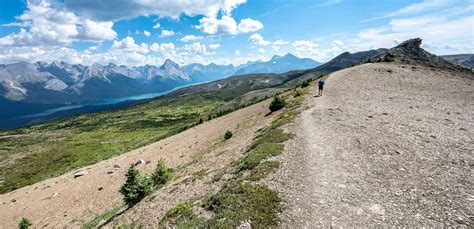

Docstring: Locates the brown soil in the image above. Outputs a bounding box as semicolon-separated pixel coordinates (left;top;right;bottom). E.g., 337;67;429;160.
264;63;473;227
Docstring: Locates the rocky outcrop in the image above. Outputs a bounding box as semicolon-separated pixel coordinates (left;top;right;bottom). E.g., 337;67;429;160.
369;38;472;73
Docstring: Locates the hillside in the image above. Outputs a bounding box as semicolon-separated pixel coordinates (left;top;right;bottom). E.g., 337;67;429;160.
369;38;472;74
442;54;474;68
0;43;389;194
0;96;280;227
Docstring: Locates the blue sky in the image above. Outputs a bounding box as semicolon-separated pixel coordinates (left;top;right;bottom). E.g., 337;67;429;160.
0;0;472;66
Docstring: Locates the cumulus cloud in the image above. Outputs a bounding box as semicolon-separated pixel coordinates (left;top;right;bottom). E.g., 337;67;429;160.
258;48;265;54
64;0;248;21
152;22;161;29
195;16;263;35
180;35;203;42
292;40;320;59
159;30;175;38
143;30;151;37
208;43;221;49
180;42;215;55
237;18;264;33
111;36;149;54
0;0;116;47
249;33;270;46
195;15;238;35
150;42;175;53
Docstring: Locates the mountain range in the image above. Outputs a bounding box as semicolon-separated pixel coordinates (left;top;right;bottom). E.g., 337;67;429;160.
0;53;319;105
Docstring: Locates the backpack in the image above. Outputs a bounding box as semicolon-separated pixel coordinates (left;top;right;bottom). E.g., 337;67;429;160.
319;80;325;86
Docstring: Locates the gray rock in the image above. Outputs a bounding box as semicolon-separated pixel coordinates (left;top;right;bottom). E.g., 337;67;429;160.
73;170;88;178
135;159;145;166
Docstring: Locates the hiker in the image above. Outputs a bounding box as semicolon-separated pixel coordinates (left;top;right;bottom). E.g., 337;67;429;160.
318;79;325;96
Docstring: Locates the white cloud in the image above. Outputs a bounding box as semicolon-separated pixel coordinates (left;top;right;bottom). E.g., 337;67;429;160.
292;40;320;59
180;42;214;55
0;0;116;47
195;16;263;35
237;18;264;33
64;0;248;21
143;30;151;37
159;30;175;38
150;42;175;53
76;19;116;41
111;36;149;53
195;15;238;35
209;43;221;49
363;0;451;22
180;35;203;42
271;46;281;52
273;39;289;45
152;22;161;29
332;40;344;46
235;50;240;56
249;33;270;46
258;48;265;54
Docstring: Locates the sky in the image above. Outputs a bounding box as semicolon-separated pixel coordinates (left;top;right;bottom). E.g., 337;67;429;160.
0;0;472;66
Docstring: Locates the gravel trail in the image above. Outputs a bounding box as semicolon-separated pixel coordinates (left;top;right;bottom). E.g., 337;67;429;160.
265;63;473;227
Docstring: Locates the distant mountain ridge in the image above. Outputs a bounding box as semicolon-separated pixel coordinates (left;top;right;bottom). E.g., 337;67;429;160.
0;53;319;104
183;53;320;82
441;54;474;69
232;53;320;75
0;59;190;104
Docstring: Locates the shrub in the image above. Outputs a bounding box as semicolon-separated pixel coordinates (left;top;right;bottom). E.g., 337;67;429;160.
269;96;286;112
224;130;233;140
120;165;154;205
294;89;302;97
301;80;310;88
18;218;32;229
151;160;172;187
383;52;396;62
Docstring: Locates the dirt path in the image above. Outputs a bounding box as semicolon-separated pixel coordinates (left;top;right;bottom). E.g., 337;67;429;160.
0;99;272;228
265;63;473;227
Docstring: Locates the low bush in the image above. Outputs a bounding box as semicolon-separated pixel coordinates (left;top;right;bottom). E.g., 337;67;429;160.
119;165;154;205
18;218;32;229
151;160;172;187
301;80;310;88
269;96;286;112
224;130;233;140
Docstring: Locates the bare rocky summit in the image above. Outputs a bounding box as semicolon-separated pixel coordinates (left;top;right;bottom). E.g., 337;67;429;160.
370;38;472;74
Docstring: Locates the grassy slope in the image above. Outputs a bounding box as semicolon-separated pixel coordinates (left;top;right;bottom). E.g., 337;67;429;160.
0;92;227;194
155;85;308;228
0;60;324;194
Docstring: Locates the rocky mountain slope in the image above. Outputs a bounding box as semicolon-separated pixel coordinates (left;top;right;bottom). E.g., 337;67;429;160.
442;54;474;69
0;54;319;105
0;59;190;104
171;49;385;97
233;53;320;76
369;38;472;73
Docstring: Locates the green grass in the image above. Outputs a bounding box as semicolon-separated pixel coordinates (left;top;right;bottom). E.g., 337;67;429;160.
159;182;282;228
0;92;231;194
158;85;311;228
83;204;126;229
246;161;280;181
159;201;207;228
